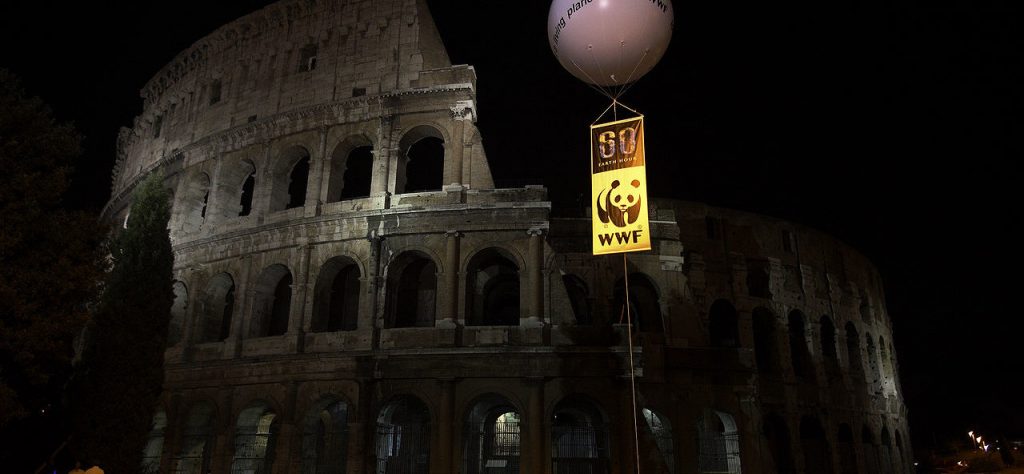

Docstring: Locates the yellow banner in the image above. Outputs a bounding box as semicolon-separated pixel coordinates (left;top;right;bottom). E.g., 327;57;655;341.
591;116;651;255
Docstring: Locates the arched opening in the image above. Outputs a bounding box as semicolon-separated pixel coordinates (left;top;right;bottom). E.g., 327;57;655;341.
179;172;211;232
251;265;293;338
269;146;311;212
140;411;166;474
551;396;609;473
466;248;520;326
613;273;663;333
173;402;215;474
861;425;880;473
642;408;676;473
562;274;592;325
327;136;374;202
753;307;780;374
168;281;188;347
376;396;431;474
385;252;437;328
231;402;280;473
197;273;234;343
311;258;361;332
746;259;771;298
397;126;444;194
215;159;257;219
845;322;864;379
880;427;894;474
788;310;814;380
800;416;833;473
821;315;840;379
301;398;349;474
763;414;795;473
880;336;893;389
894;430;906;472
462;394;521;474
709;299;739;348
837;423;858;474
697;410;740;474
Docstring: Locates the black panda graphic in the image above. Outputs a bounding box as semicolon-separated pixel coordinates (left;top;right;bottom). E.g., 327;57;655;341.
596;179;642;228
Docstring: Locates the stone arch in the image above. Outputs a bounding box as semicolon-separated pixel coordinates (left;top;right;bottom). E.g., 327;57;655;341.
800;415;833;473
461;393;522;474
845;322;864;378
231;400;281;473
465;247;520;326
788;310;814;379
837;423;858;474
641;406;676;473
269;145;312;212
763;413;795;473
300;395;350;474
327;134;374;202
861;425;880;473
376;395;432;474
140;410;167;473
753;307;780;374
820;315;840;378
561;273;592;325
880;426;894;473
709;299;739;348
397;124;446;194
613;273;663;333
250;264;293;337
879;335;893;387
172;401;216;473
697;409;741;473
384;251;438;328
177;171;211;232
168;281;188;347
551;395;610;473
311;256;361;332
894;430;906;472
196;272;235;343
215;157;257;219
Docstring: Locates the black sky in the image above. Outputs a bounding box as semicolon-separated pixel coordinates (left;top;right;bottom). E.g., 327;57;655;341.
1;0;1020;446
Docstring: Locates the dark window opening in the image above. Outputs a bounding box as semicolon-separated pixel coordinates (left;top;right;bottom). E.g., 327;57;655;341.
551;398;609;474
239;172;255;216
311;263;360;332
220;286;235;341
376;397;431;474
299;44;318;72
286;156;310;209
800;417;833;474
706;216;719;240
340;146;373;200
352;87;366;97
788;311;814;380
200;191;209;219
210;80;222;105
753;308;779;374
154;115;163;138
387;256;437;328
613;274;662;333
846;323;864;378
782;230;795;253
466;251;520;326
403;137;444;193
746;259;771;298
562;274;592;325
198;274;234;343
267;274;292;336
763;415;795;473
463;395;521;474
709;299;739;348
301;400;348;474
248;114;258;123
820;316;840;378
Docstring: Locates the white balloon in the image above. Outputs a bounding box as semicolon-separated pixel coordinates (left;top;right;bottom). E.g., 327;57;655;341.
548;0;674;87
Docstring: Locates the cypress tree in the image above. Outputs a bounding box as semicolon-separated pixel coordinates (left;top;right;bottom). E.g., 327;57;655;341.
71;173;174;473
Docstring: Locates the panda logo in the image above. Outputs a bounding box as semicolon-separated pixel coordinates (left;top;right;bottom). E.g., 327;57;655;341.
597;179;643;228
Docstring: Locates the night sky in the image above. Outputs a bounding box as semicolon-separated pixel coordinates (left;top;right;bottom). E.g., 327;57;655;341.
2;0;1020;448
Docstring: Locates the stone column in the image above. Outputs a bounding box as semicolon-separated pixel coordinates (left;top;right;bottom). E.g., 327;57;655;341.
225;255;253;359
525;228;546;326
371;116;394;198
445;107;467;188
525;378;547;474
305;127;328;217
179;272;201;363
438;378;456;472
287;244;312;353
253;142;273;221
441;231;461;327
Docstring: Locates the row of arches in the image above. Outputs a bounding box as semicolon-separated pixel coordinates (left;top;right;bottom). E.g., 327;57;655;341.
168;251;675;348
140;394;661;474
762;414;908;474
174;126;447;234
706;300;899;394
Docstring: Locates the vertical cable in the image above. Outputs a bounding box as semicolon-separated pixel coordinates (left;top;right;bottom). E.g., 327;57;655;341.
624;253;642;473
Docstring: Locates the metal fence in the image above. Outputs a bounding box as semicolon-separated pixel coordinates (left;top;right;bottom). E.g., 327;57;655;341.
300;426;348;474
551;425;610;474
375;424;430;474
697;432;741;474
230;432;278;474
172;434;211;474
464;420;521;474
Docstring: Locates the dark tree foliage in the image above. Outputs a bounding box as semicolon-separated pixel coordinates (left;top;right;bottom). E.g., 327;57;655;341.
70;173;173;473
0;70;106;468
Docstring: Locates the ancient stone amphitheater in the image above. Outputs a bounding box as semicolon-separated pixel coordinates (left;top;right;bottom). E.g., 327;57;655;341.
102;0;911;472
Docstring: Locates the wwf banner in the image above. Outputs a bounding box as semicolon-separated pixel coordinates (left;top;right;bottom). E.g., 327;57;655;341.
591;116;652;255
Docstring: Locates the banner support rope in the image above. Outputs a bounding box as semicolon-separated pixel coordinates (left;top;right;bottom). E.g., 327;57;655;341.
624;253;642;473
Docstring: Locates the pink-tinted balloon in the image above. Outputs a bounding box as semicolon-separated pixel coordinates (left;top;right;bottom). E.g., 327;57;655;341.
548;0;674;87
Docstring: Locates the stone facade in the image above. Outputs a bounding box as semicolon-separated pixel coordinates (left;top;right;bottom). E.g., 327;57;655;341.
104;0;911;473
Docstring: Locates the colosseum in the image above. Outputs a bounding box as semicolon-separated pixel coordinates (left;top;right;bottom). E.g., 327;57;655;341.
102;0;912;472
